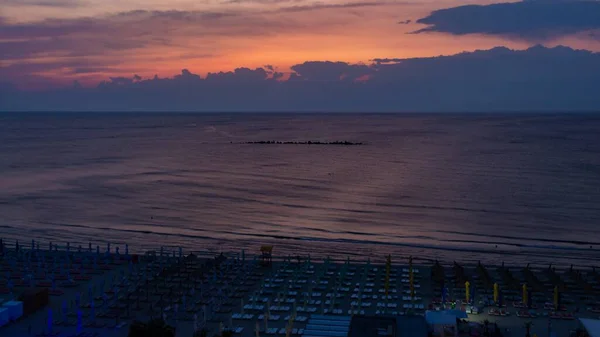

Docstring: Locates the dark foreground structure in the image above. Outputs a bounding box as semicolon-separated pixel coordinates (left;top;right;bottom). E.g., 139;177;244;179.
347;315;427;337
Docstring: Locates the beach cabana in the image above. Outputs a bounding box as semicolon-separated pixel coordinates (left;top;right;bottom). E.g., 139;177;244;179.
425;311;458;337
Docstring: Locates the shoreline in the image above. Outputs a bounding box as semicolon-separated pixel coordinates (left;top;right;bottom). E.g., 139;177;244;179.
0;237;596;273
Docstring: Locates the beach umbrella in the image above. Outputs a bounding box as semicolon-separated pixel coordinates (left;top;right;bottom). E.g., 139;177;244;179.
527;289;532;309
522;284;528;305
264;312;269;331
385;255;391;297
554;286;559;310
77;310;82;333
47;309;53;334
442;286;447;306
409;268;415;298
90;301;96;323
465;281;470;303
493;283;499;304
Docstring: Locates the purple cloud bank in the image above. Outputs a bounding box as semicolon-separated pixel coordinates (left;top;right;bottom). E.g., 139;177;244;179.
2;45;600;112
414;0;600;41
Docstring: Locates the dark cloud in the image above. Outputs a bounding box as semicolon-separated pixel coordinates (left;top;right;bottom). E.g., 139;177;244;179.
371;58;403;64
222;0;304;3
276;1;391;13
290;61;373;81
414;0;600;41
3;45;600;112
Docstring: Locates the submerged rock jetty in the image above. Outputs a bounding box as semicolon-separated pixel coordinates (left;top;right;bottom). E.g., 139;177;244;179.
237;140;365;145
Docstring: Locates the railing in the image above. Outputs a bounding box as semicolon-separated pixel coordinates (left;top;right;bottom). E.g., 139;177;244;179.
1;237;597;272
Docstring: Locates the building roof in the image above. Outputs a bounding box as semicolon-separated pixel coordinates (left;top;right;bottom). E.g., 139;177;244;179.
346;315;428;337
304;314;351;337
396;315;428;337
425;311;458;326
348;315;396;337
580;318;600;337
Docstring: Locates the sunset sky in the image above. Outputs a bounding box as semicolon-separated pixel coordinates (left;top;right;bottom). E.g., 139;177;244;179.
2;0;600;111
2;0;600;88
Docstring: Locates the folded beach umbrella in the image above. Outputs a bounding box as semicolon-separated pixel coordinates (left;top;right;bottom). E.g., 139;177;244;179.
77;310;82;333
493;283;499;303
553;286;559;310
90;301;95;323
522;284;528;305
442;286;447;305
47;309;53;334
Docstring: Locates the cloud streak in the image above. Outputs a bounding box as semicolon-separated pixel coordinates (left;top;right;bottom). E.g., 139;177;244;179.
3;45;600;112
0;9;303;61
2;0;83;8
414;0;600;41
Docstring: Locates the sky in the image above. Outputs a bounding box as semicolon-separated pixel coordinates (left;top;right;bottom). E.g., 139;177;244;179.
1;0;600;111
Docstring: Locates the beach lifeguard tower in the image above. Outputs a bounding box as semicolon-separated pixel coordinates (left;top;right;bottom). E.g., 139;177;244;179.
260;245;273;266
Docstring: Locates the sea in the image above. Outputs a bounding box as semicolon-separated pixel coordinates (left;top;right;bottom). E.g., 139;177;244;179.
1;112;599;268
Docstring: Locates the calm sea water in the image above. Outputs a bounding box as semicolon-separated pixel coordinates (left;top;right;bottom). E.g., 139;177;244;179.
1;113;599;267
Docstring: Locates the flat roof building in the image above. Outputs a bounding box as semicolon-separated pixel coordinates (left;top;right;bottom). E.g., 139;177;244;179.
347;315;427;337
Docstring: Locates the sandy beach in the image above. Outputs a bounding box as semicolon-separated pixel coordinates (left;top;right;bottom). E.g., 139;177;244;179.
1;239;599;337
